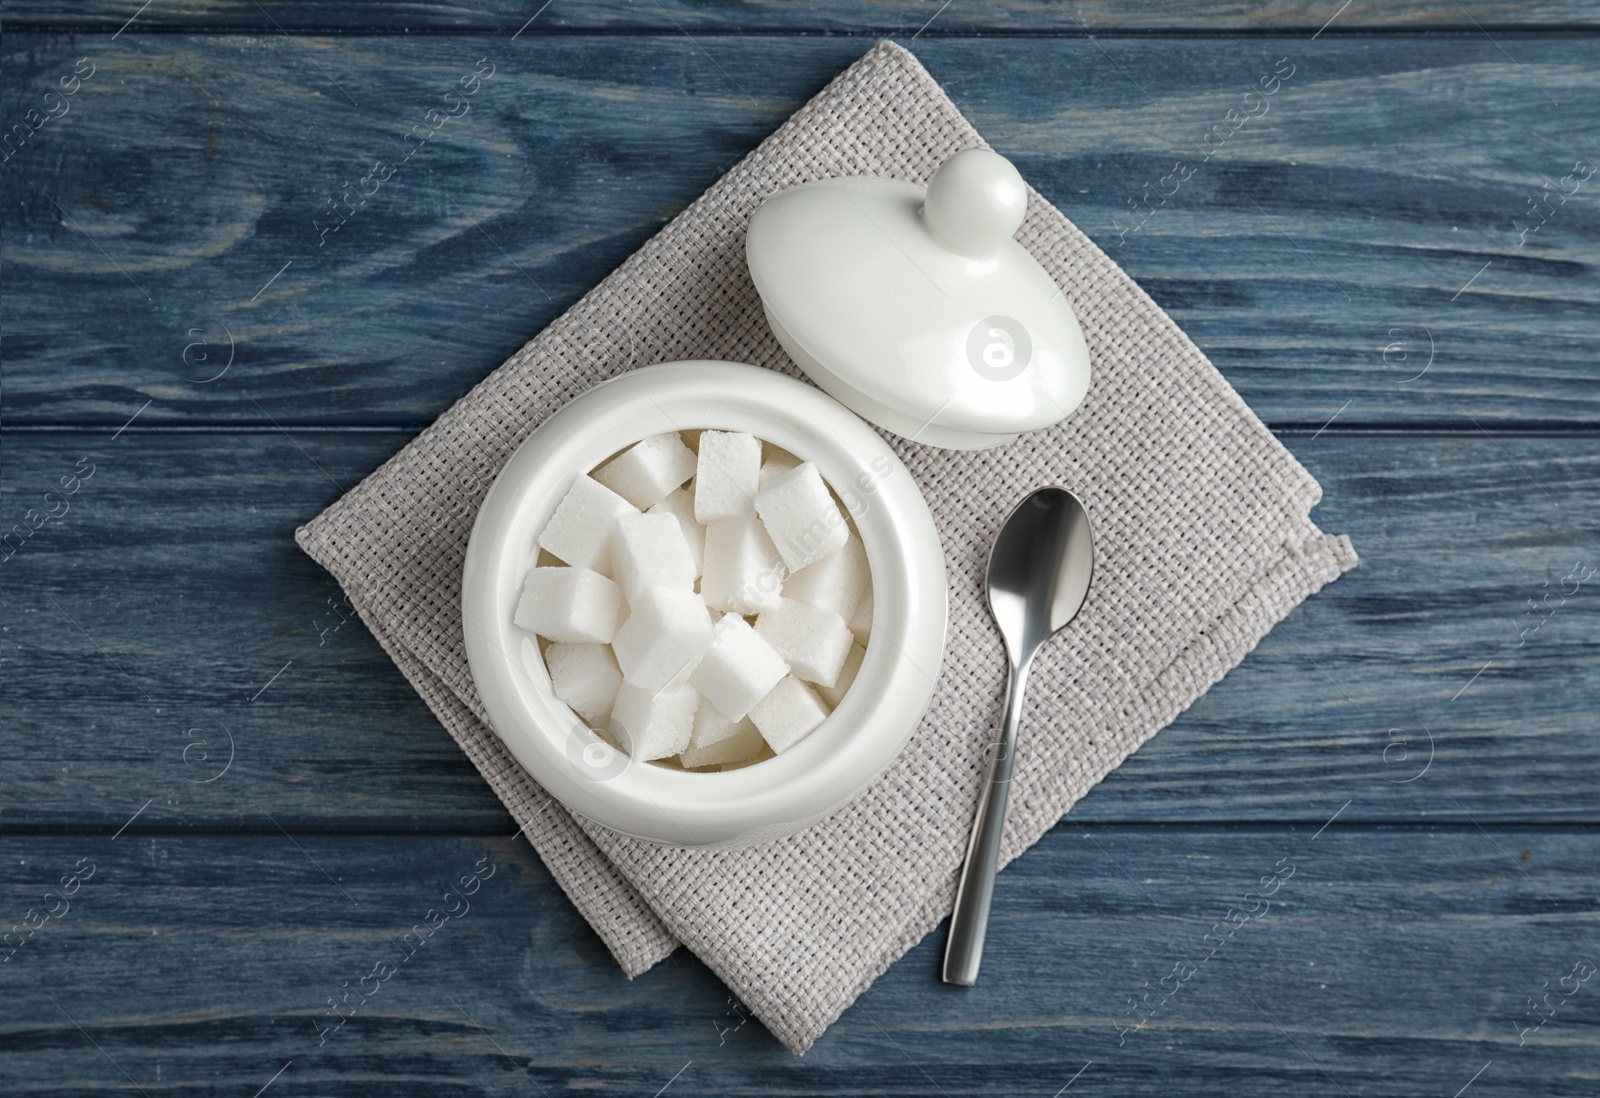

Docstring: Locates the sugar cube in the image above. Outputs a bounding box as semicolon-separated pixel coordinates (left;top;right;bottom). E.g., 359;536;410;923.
816;643;865;707
646;488;704;576
544;642;623;722
722;751;773;771
755;461;849;571
514;566;624;644
694;430;761;522
748;675;830;754
700;516;786;615
783;534;869;623
610;586;714;690
609;681;699;762
593;432;697;510
681;723;765;769
758;448;801;489
689;613;789;720
849;588;873;642
612;512;697;600
688;694;747;750
537;475;639;573
754;597;854;687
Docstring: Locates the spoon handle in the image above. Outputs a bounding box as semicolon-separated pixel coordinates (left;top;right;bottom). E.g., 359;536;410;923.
943;660;1030;986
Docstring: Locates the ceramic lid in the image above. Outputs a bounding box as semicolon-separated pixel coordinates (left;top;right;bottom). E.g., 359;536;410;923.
745;148;1092;451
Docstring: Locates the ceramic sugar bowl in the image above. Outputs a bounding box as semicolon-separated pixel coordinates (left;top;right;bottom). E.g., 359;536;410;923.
462;363;947;847
463;149;1093;847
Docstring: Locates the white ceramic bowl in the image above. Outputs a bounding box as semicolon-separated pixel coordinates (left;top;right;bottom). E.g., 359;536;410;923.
462;362;948;847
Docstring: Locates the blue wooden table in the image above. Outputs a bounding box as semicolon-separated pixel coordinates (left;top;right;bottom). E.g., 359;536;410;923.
2;3;1596;1094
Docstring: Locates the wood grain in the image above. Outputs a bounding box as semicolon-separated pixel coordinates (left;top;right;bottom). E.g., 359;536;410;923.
3;14;1596;1091
2;431;1594;829
4;1;1598;33
1;829;1594;1095
1;36;1595;427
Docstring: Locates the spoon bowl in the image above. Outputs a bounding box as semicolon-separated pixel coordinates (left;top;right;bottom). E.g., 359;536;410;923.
943;487;1095;986
987;488;1096;664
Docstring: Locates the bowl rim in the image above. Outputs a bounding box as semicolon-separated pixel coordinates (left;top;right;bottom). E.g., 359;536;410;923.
461;361;948;847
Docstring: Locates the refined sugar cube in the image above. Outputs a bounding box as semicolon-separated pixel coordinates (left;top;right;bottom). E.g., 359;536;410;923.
783;534;869;623
722;752;772;771
611;586;714;690
689;694;746;749
755;597;854;687
544;642;623;722
748;675;830;754
700;516;786;615
612;512;697;600
609;680;699;762
527;426;876;767
515;566;624;644
816;643;865;707
849;589;873;642
646;488;704;576
689;613;789;720
594;432;697;510
758;449;801;489
681;722;765;769
694;431;761;522
537;475;638;572
755;461;849;571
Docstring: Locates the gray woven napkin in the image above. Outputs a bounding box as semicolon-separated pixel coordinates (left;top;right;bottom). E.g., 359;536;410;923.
297;40;1355;1053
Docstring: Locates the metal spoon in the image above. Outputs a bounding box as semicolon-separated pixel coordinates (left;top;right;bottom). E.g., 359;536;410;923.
943;486;1095;986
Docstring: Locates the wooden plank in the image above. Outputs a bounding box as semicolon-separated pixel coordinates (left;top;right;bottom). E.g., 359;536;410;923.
3;1;1597;33
1;36;1595;427
1;827;1594;1094
0;429;511;832
2;430;1595;829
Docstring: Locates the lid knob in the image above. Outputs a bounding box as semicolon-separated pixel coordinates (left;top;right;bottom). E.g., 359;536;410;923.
921;148;1029;260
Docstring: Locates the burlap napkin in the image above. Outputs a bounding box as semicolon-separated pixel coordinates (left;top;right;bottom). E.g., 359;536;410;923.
297;40;1355;1053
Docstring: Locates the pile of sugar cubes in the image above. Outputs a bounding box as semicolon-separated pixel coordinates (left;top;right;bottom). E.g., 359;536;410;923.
514;429;872;771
